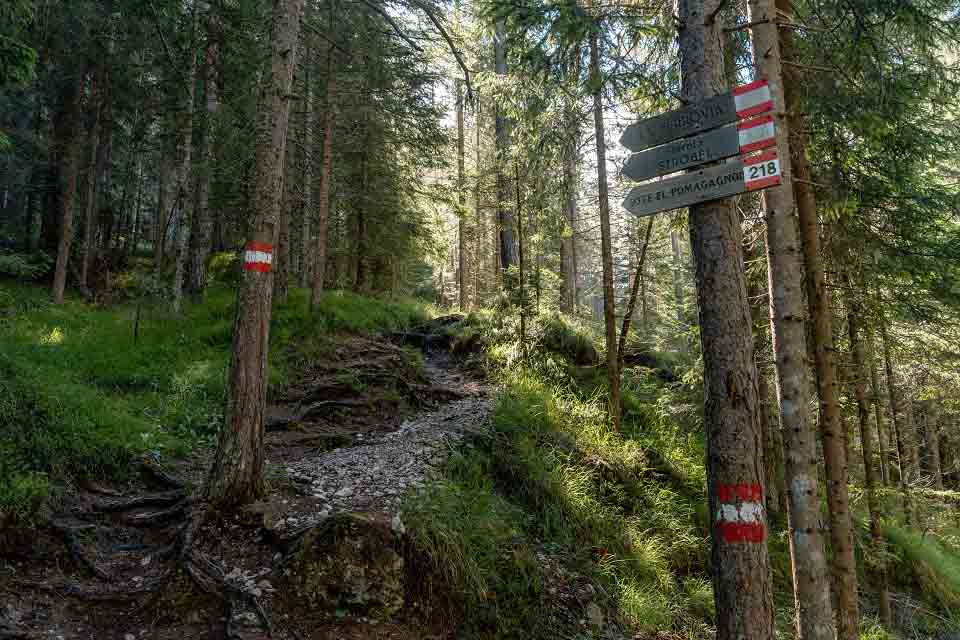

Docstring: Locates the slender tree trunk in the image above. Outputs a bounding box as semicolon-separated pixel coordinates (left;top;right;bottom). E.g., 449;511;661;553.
846;286;892;627
781;18;859;639
678;0;774;635
171;6;199;314
299;4;314;288
515;161;526;356
457;78;467;311
925;400;944;490
559;51;580;313
52;77;85;305
206;0;305;507
671;230;686;351
617;218;654;370
867;327;890;485
588;25;621;432
746;1;835;635
80;75;102;292
274;130;294;302
154;155;171;273
881;315;914;520
494;19;515;279
309;49;336;309
188;3;221;295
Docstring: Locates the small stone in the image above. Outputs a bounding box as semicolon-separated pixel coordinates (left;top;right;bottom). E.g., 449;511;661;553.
391;514;405;534
335;486;354;498
140;555;151;566
257;580;273;591
586;602;604;627
125;634;136;640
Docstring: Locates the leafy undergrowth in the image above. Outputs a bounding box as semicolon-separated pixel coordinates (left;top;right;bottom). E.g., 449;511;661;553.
405;311;714;638
405;310;960;639
0;280;429;524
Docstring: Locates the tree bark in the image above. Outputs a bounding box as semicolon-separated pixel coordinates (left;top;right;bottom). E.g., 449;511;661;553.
846;286;892;627
154;153;171;274
457;77;467;310
494;19;515;279
299;3;314;289
880;315;914;520
924;400;944;490
677;0;775;635
559;50;580;314
206;0;306;507
171;5;199;314
617;218;654;371
52;76;85;305
781;17;859;639
746;1;835;636
588;25;621;432
188;2;221;296
80;73;102;292
867;327;890;485
274;126;295;302
309;47;336;309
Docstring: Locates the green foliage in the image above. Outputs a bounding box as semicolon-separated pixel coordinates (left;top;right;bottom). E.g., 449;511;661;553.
885;525;960;618
0;251;53;280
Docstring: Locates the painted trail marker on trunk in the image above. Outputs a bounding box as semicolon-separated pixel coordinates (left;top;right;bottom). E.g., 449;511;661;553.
243;241;274;272
622;114;776;182
620;79;772;152
622;149;782;217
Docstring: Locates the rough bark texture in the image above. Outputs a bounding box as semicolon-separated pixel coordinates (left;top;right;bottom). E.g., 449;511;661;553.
456;78;467;310
171;6;199;314
678;1;775;636
494;19;515;277
746;1;835;636
154;154;171;273
847;290;892;627
274;132;295;302
588;26;621;433
299;10;314;289
309;55;336;309
781;19;859;639
51;77;85;305
206;0;305;507
188;4;221;296
559;51;580;313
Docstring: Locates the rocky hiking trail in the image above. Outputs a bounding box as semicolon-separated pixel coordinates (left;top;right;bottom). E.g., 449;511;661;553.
1;318;630;640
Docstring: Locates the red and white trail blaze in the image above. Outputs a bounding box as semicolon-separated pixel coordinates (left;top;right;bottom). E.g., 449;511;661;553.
243;242;273;273
737;114;776;153
733;79;773;119
744;149;782;191
715;483;766;543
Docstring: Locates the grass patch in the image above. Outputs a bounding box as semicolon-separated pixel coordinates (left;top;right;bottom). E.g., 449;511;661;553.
0;280;430;523
885;524;960;618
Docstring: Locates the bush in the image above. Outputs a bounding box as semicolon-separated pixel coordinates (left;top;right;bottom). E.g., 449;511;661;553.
0;251;52;280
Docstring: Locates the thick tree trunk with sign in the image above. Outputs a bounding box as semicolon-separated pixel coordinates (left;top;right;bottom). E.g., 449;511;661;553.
845;287;892;626
780;15;859;639
588;26;621;432
677;0;774;636
746;1;835;637
206;0;305;507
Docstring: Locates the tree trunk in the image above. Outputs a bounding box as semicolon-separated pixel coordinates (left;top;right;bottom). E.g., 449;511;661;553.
171;5;199;314
154;154;171;273
299;5;314;289
617;218;654;370
746;0;835;635
677;0;774;635
588;26;621;432
309;50;336;309
206;0;306;507
559;51;580;314
867;327;890;485
846;286;892;627
52;76;85;305
925;400;944;490
880;315;914;519
274;129;295;302
188;3;221;296
494;19;515;279
670;230;687;351
80;74;102;292
781;18;859;639
457;78;467;311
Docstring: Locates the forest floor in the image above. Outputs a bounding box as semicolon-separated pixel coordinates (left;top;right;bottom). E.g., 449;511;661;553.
2;282;960;640
0;308;631;640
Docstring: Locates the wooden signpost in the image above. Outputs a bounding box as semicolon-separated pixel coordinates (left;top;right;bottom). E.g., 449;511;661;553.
619;78;781;218
622;114;776;182
623;150;782;217
619;79;773;152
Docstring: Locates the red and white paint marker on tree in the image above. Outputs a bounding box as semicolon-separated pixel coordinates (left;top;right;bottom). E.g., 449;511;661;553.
243;241;273;273
733;79;773;119
715;483;766;543
737;114;776;153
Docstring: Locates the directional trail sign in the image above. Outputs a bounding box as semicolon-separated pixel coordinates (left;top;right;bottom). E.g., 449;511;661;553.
622;150;782;217
619;79;773;153
621;114;776;182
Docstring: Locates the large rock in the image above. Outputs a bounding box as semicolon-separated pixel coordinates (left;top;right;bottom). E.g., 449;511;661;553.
284;514;404;618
